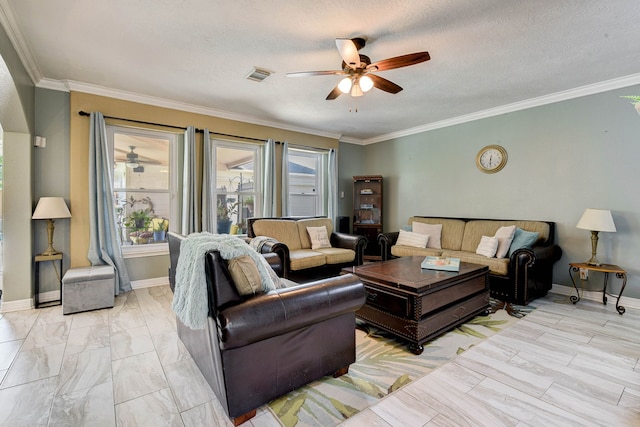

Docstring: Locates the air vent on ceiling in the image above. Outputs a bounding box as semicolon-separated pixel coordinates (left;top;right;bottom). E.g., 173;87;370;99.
246;67;272;82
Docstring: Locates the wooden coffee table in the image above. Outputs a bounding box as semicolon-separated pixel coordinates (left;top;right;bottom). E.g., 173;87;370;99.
343;256;490;354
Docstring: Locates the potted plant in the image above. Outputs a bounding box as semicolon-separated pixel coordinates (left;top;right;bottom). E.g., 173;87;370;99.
123;209;153;244
152;218;169;242
621;96;640;115
216;197;238;234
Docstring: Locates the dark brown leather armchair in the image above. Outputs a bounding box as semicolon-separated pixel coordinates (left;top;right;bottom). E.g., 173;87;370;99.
168;232;366;425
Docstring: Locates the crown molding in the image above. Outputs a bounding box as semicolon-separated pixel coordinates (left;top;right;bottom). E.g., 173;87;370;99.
37;78;344;141
359;73;640;145
33;71;640;147
0;0;42;84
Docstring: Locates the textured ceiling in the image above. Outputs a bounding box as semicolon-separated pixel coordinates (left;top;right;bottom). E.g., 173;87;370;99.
2;0;640;143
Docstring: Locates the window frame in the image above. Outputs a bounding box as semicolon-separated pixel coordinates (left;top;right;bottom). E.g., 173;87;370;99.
106;125;178;258
211;138;262;234
286;147;328;217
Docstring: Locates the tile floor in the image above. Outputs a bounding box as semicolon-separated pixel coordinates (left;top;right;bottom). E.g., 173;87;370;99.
0;287;638;426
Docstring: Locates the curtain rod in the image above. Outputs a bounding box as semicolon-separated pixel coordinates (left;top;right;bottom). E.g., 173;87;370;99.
78;111;271;143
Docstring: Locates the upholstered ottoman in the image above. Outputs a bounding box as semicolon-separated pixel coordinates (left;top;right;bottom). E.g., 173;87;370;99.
62;265;115;315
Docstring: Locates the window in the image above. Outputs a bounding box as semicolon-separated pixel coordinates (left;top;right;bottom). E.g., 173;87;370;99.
107;126;177;254
286;148;327;216
213;140;261;234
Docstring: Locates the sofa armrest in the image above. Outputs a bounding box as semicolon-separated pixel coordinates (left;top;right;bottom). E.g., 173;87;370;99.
254;240;290;278
378;232;399;261
331;232;367;265
217;274;365;349
263;253;284;278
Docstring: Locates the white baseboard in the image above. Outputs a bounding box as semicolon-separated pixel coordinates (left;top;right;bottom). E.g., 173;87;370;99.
551;284;640;311
1;278;170;313
131;276;169;289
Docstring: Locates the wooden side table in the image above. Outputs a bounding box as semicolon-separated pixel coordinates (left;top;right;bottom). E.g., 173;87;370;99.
569;262;627;315
34;253;63;308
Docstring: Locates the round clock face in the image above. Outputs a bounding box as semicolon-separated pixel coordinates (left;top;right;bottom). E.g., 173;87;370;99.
476;145;507;173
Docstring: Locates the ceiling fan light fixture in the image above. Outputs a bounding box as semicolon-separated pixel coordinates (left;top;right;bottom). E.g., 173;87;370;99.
351;83;364;97
338;77;352;93
359;75;374;92
126;161;139;169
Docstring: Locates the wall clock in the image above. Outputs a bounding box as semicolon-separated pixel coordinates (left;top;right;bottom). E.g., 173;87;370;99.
476;144;507;173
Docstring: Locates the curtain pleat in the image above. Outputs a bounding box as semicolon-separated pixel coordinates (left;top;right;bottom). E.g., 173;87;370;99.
261;139;276;217
181;126;199;234
201;129;215;231
281;141;289;216
327;148;338;222
87;112;131;295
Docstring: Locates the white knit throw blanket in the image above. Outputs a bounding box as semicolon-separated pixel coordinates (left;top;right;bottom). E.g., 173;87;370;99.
172;232;278;330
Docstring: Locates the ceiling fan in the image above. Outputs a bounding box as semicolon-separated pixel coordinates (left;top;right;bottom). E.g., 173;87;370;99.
115;146;161;172
287;37;430;100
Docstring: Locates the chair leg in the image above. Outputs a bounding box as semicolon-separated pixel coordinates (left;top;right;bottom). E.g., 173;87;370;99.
333;366;349;378
231;409;256;426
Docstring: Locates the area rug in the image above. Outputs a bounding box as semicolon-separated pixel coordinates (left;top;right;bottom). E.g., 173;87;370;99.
269;301;533;427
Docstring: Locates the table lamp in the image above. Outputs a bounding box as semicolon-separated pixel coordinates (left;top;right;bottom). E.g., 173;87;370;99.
576;208;616;266
32;197;72;256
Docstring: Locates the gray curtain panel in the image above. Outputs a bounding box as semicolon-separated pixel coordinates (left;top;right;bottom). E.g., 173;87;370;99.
327;148;338;222
281;141;289;215
261;139;276;217
201;129;215;232
87;111;132;295
181;126;199;234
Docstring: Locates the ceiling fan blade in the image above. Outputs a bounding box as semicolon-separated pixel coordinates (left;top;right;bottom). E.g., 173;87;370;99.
367;51;430;72
326;85;342;100
286;70;345;77
368;74;403;94
336;38;361;69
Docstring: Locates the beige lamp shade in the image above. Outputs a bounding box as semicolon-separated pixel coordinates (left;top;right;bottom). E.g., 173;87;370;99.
576;208;615;266
32;197;72;219
576;208;616;232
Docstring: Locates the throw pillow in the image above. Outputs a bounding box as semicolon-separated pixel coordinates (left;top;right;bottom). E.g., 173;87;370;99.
396;230;430;248
413;222;443;249
228;255;263;296
307;226;332;249
401;224;413;232
476;236;499;258
508;228;540;256
493;225;516;258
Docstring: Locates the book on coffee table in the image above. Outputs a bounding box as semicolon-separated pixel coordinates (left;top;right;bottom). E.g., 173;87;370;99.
421;256;461;272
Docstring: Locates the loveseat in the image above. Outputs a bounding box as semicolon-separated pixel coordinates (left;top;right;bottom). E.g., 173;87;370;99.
247;216;367;282
378;216;562;305
168;232;366;425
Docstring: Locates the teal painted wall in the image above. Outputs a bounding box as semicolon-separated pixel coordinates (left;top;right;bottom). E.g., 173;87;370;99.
33;89;71;293
357;85;640;299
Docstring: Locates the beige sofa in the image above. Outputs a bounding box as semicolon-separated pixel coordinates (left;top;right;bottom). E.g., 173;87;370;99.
379;216;562;305
247;217;367;282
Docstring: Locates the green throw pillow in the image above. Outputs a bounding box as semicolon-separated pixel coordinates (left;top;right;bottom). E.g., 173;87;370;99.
508;228;539;257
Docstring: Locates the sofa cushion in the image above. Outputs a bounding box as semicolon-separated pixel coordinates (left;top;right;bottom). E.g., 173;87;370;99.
494;225;516;258
391;245;443;258
289;249;327;271
227;256;263;296
508;228;540;256
409;217;466;250
442;250;510;276
314;247;355;264
476;236;499;258
297;218;334;249
252;219;302;250
461;220;549;253
307;226;332;249
396;230;429;248
412;222;442;249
